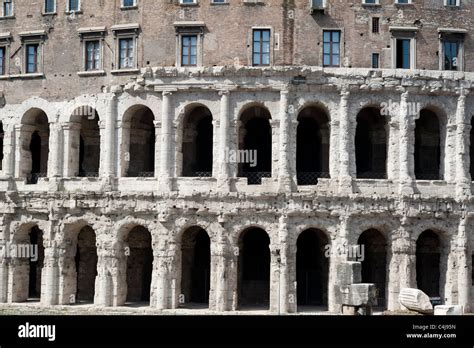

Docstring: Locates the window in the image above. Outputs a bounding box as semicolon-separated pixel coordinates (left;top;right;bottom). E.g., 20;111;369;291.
443;40;460;71
396;39;410;69
181;35;197;66
44;0;55;13
180;0;196;4
85;40;101;71
363;0;379;4
372;17;380;34
472;254;474;286
119;38;134;69
396;0;409;3
445;0;459;6
26;44;39;73
323;30;340;67
211;0;225;3
68;0;79;12
0;47;5;75
122;0;136;6
372;53;379;68
2;0;12;17
253;29;271;66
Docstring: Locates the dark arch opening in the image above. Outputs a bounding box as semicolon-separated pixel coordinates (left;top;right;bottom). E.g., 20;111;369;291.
238;228;270;308
126;107;155;177
296;229;329;309
23;109;49;184
415;110;441;180
126;226;153;303
28;226;44;300
180;227;211;306
416;230;441;298
182;107;213;177
296;107;330;185
74;226;98;303
0;121;4;171
78;110;100;177
357;229;387;308
355;107;387;179
238;107;272;185
470;117;474;180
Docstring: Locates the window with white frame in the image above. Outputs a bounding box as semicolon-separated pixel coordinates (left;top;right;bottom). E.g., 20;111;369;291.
2;0;13;17
253;29;271;66
20;32;46;75
395;0;410;3
363;0;379;4
67;0;80;12
112;24;140;72
445;0;460;6
0;46;6;75
180;0;197;4
390;28;417;69
211;0;226;3
122;0;136;7
78;27;106;73
44;0;55;14
118;37;134;69
439;32;464;71
174;22;205;67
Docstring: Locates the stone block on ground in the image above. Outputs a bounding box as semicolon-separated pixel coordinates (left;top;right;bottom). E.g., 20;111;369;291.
399;288;433;314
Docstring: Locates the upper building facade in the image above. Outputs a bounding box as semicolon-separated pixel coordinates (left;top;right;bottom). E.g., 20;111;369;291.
0;0;472;102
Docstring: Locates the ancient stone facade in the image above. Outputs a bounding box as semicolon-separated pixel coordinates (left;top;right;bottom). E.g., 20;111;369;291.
0;1;473;314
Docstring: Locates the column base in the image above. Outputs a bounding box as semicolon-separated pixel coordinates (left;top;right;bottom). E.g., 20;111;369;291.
399;180;414;196
338;176;353;195
455;182;471;198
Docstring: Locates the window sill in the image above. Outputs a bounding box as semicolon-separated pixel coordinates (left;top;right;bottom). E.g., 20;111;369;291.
0;15;15;20
362;3;381;7
65;10;83;14
121;5;138;10
111;68;140;74
42;12;57;16
1;73;44;79
210;2;229;5
179;2;199;6
77;70;106;77
394;3;414;6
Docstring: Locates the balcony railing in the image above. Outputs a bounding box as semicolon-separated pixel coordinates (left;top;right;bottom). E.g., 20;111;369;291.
297;172;330;186
415;173;441;181
78;172;99;178
356;172;388;180
26;173;47;185
241;172;272;185
126;171;155;178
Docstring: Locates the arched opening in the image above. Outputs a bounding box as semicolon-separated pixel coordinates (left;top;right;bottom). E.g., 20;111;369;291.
355;107;387;179
415;109;441;180
28;226;45;300
470;117;474;181
182;106;213;177
0;121;4;171
126;226;153;304
74;226;98;303
238;106;272;185
296;229;329;310
71;108;100;177
238;227;270;308
180;227;211;307
296;106;330;185
416;230;441;298
124;106;155;177
21;109;49;184
357;229;387;308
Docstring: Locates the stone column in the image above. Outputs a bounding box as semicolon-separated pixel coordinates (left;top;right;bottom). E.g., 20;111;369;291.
276;215;293;313
47;122;62;178
1;124;15;178
104;94;117;177
455;91;471;197
338;88;352;193
278;89;293;192
153;120;161;177
210;235;230;312
456;217;471;313
328;215;350;313
61;122;81;177
0;215;10;303
398;91;415;195
98;120;106;176
41;240;60;306
388;221;416;311
159;90;175;191
14;124;34;178
217;90;231;191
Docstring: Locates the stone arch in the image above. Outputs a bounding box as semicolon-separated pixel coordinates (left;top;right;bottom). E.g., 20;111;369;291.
179;226;211;307
237;226;271;309
178;104;214;177
20;108;50;183
10;223;45;303
414;106;447;180
355;106;387;179
357;228;388;308
237;104;272;185
296;105;330;185
121;105;155;177
295;228;330;310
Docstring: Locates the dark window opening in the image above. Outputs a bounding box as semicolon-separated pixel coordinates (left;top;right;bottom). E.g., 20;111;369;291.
0;47;5;75
355;107;387;179
26;44;39;74
296;229;329;308
23;109;49;184
372;17;380;34
238;106;272;185
443;40;460;71
415;109;441;180
238;228;270;308
182;107;213;177
372;53;380;68
126;226;153;303
28;226;44;299
78;110;100;177
0;122;3;171
296;107;330;185
126;106;155;177
85;40;100;71
181;227;211;306
75;226;98;303
416;230;441;298
358;229;387;308
396;38;410;69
